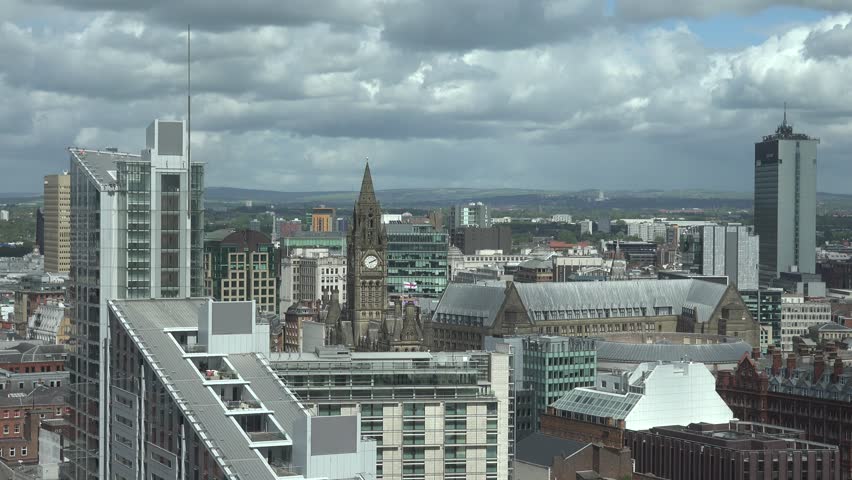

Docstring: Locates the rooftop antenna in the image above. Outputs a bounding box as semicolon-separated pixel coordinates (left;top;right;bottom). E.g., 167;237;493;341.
783;101;787;127
187;24;192;219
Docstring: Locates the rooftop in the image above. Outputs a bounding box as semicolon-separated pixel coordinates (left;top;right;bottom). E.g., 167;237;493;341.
596;333;750;365
515;432;588;467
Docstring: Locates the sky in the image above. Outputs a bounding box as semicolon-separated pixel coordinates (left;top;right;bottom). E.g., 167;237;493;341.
1;1;852;194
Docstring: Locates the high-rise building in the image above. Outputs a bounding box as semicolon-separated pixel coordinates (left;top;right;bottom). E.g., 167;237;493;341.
67;119;204;479
271;346;514;480
740;287;783;350
681;225;759;290
449;202;491;231
346;163;388;344
311;205;336;232
43;173;71;274
204;229;278;313
386;223;448;298
280;251;347;313
754;111;819;285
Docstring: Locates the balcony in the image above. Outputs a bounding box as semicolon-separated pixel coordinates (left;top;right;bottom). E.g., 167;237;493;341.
202;369;239;381
247;431;289;443
183;344;207;354
225;399;262;411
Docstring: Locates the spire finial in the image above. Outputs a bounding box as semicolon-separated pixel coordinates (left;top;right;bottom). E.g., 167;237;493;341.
783;102;787;126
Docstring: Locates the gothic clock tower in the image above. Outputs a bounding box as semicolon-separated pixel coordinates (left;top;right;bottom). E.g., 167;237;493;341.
347;162;388;345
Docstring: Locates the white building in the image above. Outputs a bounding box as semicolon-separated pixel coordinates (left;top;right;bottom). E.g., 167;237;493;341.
448;246;529;280
779;295;831;351
449;202;491;229
550;214;572;223
627;221;669;242
280;250;347;312
492;216;512;224
27;301;67;344
681;225;760;290
68;119;204;479
0;210;9;221
579;220;594;236
272;346;514;480
551;361;733;431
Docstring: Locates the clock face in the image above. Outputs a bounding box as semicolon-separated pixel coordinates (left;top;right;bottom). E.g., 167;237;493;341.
363;255;379;269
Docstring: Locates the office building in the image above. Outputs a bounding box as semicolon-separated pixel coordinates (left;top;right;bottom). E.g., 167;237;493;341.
451;226;512;256
43;173;71;274
271;346;513;480
780;295;831;351
280;251;347;313
627;421;840;480
386;223;448;298
282;303;325;353
281;231;346;256
27;300;71;344
0;210;8;222
717;350;852;479
773;270;827;296
67;119;204;479
311;206;336;232
681;225;760;290
279;219;303;238
514;258;554;283
542;362;733;449
432;279;760;351
627;221;668;243
740;287;783;350
755;112;819;285
204;229;278;313
13;274;64;339
514;433;632;480
578;220;594;236
550;214;572;223
449;202;491;230
552;256;605;282
107;298;377;479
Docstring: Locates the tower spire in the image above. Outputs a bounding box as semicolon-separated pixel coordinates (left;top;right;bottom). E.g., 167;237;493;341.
358;158;376;202
783;101;787;126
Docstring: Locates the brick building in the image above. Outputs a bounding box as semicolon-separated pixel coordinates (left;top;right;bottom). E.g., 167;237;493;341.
716;347;852;479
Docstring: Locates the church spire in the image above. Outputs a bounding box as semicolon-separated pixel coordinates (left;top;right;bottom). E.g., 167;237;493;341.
358;159;376;202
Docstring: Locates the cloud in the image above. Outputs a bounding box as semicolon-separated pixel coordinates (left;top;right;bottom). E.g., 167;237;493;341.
2;1;852;196
614;0;852;22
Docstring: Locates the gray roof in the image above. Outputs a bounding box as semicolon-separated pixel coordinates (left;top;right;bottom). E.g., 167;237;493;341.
596;338;751;364
69;148;140;190
109;298;282;480
434;283;507;326
515;433;588;467
815;322;852;332
518;258;552;269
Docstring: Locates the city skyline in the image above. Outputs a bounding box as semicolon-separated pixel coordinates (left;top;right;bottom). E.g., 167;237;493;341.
1;2;852;194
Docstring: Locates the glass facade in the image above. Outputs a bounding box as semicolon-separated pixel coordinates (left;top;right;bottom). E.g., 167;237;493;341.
386;224;448;298
740;288;783;349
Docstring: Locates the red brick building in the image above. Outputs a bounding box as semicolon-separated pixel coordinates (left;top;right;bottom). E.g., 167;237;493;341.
717;346;852;479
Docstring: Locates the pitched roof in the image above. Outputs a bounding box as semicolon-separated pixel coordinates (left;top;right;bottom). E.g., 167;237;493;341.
515;433;589;467
596;337;751;364
358;162;376;202
434;283;506;327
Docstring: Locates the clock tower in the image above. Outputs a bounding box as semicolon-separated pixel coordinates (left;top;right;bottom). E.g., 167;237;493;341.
347;162;388;345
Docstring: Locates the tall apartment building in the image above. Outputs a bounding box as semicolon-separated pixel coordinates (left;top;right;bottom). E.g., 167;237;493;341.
204;229;278;312
755;112;819;285
280;251;346;312
681;225;759;290
449;202;491;230
67;119;204;479
627;221;668;243
386;223;448;298
43;173;71;274
271;347;514;480
108;298;377;479
779;295;831;351
311;206;336;232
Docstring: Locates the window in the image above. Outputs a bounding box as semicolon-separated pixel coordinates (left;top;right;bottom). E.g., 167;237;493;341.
14;410;19;418
2;411;7;419
2;425;8;435
17;382;23;390
20;447;26;457
8;448;14;457
13;424;19;434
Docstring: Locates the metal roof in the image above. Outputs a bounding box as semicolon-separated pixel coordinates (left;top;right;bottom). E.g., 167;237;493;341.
109;298;283;480
69;148;140;191
596;338;751;364
550;388;642;420
515;433;588;467
434;283;506;326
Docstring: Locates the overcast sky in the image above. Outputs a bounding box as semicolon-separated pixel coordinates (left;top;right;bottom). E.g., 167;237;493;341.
1;1;851;194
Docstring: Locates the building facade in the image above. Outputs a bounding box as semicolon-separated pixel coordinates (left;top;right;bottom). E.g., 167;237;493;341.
386;223;448;298
312;206;336;232
755;113;819;285
280;252;347;313
451;226;512;256
780;295;832;352
682;225;760;290
27;300;71;344
271;347;513;480
204;229;277;313
741;287;783;350
449;202;491;230
627;421;841;480
346;163;388;346
43;173;71;274
67;119;204;479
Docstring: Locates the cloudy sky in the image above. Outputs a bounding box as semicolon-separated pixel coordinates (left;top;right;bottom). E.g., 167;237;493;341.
1;1;851;194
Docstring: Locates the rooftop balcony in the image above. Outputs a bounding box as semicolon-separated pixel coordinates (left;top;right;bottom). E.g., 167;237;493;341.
225;399;263;411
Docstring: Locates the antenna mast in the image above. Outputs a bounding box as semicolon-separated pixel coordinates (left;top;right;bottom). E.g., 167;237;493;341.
187;24;192;218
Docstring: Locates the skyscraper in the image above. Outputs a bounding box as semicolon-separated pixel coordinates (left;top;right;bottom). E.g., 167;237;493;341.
681;225;759;290
43;173;71;274
67;119;203;479
754;110;819;286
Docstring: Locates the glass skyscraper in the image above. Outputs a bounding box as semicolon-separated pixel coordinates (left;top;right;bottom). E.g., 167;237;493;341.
754;112;819;286
67;119;203;479
386;223;448;298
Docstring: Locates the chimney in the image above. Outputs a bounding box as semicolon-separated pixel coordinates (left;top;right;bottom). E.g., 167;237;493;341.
833;358;844;384
786;353;797;378
814;354;826;381
772;349;782;376
752;346;761;360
